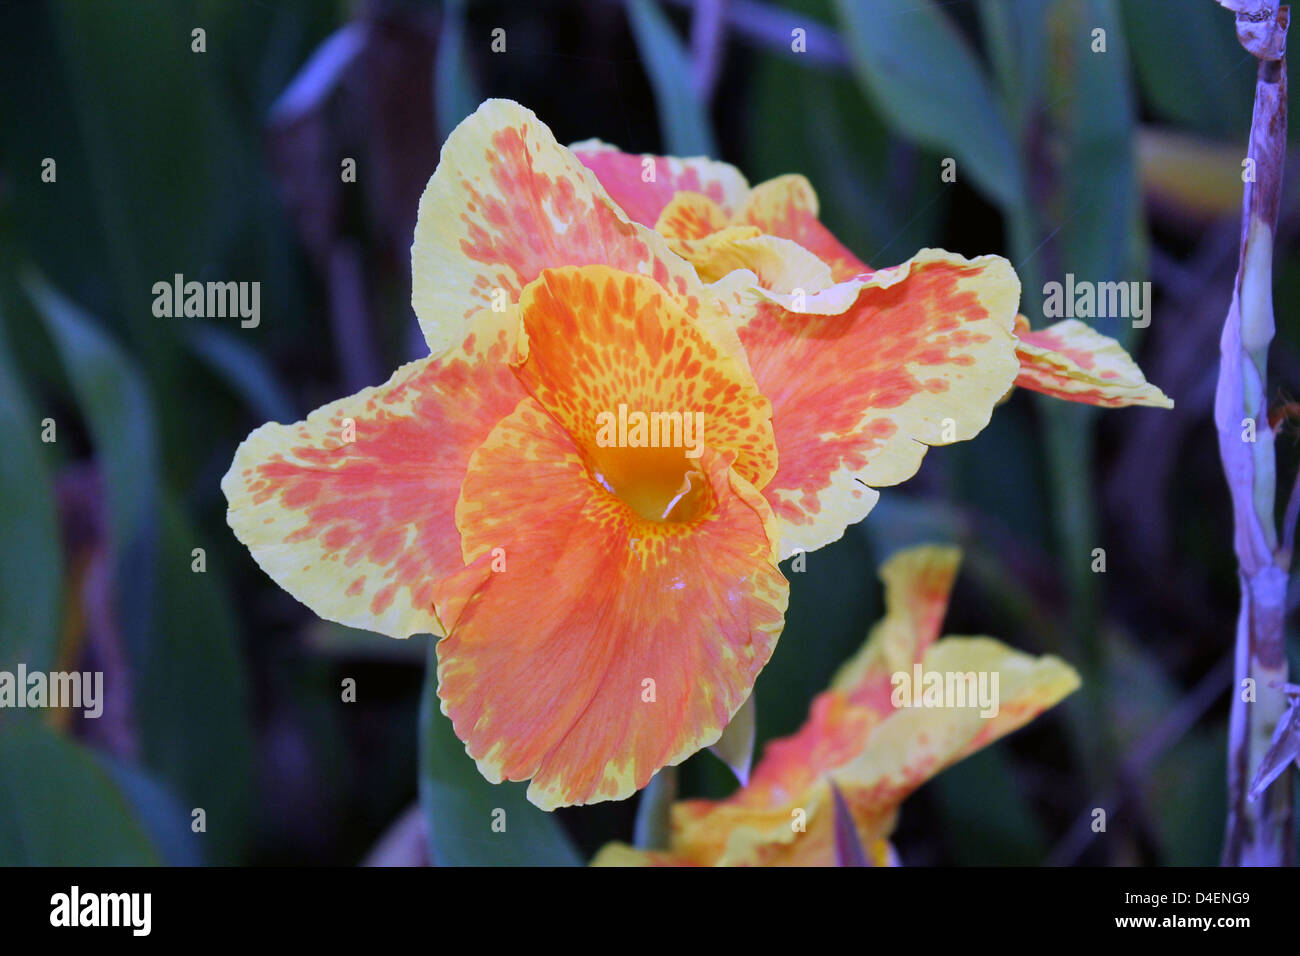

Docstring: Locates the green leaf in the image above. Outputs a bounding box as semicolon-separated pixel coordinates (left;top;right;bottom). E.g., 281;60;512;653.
834;0;1024;208
747;42;944;265
1121;0;1254;140
135;495;255;864
0;315;62;672
0;720;159;866
435;0;483;141
627;0;718;156
100;757;204;866
1059;0;1144;341
25;272;160;666
932;746;1049;864
26;274;252;862
187;324;296;424
418;641;582;866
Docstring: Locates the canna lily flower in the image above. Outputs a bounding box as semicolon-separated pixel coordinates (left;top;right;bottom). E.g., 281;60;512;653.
592;545;1080;866
222;99;1154;810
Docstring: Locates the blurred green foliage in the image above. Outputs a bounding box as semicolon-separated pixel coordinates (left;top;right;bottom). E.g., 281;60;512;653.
0;0;1295;866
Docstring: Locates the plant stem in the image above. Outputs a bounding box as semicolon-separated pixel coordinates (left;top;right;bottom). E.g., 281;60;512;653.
1215;2;1293;866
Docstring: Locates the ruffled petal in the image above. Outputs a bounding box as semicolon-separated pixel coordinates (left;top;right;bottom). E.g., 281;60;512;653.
829;545;960;706
570;140;750;228
222;332;523;639
653;190;734;241
1013;316;1174;409
657;192;836;295
411;101;707;359
734;250;1021;558
741;175;871;282
824;636;1079;857
432;398;788;810
512;264;778;495
657;545;1077;866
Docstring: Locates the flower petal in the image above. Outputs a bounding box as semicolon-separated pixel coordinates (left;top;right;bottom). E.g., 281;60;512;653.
570;140;750;228
512;264;779;493
432;397;788;810
741;174;871;282
662;544;1076;866
829;544;960;707
829;636;1080;844
657;194;836;295
411;100;706;359
734;250;1021;558
653;190;734;241
222;333;524;639
1014;316;1174;408
665;546;958;864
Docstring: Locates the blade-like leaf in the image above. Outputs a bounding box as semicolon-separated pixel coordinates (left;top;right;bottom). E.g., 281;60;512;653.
436;0;483;141
834;0;1023;208
187;325;296;424
0;314;61;673
135;495;255;864
627;0;718;156
26;272;159;667
0;720;159;866
101;757;204;867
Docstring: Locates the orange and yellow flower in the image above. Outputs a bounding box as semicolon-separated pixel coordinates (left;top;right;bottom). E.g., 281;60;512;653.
592;545;1080;866
222;99;1160;810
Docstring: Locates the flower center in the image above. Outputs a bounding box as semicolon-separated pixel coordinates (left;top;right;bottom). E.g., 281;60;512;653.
590;445;710;523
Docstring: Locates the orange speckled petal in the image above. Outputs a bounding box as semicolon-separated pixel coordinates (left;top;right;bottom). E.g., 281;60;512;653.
830;545;961;708
570;140;751;228
656;191;840;297
412;101;707;359
589;844;691;866
221;333;524;639
432;397;788;810
742;174;871;282
1014;316;1174;409
662;544;1077;866
736;250;1021;559
512;265;779;494
829;635;1080;834
653;191;732;240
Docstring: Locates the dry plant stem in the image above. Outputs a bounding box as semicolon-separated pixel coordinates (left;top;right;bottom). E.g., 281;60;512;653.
1217;6;1293;865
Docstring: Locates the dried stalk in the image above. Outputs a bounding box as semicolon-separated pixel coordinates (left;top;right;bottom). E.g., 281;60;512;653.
1214;0;1293;867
